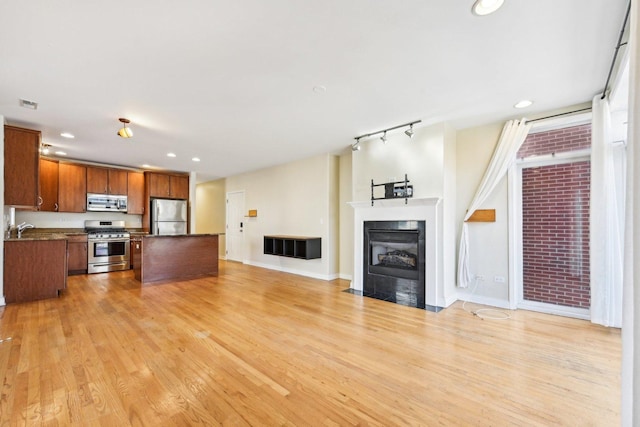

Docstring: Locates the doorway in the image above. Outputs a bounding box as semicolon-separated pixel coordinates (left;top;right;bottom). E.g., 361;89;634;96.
226;191;245;262
512;121;592;318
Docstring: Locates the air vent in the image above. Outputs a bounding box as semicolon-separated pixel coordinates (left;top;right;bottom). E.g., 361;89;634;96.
19;99;38;110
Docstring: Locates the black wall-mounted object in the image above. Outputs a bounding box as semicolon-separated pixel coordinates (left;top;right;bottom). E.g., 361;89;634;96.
371;174;413;205
264;235;321;260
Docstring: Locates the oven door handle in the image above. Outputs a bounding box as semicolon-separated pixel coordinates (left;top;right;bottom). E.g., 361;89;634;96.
88;237;131;243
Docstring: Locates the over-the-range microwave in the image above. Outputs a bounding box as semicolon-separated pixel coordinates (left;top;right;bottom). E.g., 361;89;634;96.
86;193;128;213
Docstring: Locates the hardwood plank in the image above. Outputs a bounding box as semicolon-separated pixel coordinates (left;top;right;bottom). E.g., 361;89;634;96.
0;261;620;425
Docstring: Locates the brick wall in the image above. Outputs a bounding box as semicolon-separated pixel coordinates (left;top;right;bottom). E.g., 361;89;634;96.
522;161;591;308
518;123;591;158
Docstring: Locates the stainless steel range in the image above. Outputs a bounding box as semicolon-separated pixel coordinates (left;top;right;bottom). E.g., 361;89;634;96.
84;220;130;274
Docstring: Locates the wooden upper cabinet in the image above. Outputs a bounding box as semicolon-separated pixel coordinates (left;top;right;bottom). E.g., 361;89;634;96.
86;167;108;194
127;171;145;214
148;173;171;198
58;163;87;213
170;175;190;200
4;125;40;208
39;158;59;212
147;172;189;199
87;166;128;195
108;169;128;195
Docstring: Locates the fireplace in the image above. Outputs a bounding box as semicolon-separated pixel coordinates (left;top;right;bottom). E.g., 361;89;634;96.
349;197;444;310
363;220;425;308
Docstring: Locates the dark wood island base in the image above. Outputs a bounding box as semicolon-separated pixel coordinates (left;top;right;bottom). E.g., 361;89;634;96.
133;234;219;285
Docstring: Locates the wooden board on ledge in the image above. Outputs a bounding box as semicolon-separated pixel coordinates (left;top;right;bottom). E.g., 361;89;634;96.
466;209;496;222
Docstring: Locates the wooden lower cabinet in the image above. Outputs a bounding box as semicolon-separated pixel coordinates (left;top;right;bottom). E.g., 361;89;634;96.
4;239;67;304
67;234;88;275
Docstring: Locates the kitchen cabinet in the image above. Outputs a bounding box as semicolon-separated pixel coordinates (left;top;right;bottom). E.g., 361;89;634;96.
131;236;143;269
170;175;190;200
87;166;128;195
39;158;59;212
67;234;88;275
147;172;189;199
135;235;218;285
4;125;40;208
127;171;145;214
4;239;67;304
58;163;87;212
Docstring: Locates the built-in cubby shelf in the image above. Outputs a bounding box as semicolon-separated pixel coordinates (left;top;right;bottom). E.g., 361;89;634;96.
264;235;321;260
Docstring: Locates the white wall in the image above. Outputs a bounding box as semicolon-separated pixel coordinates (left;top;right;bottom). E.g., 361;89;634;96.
195;178;227;258
339;150;354;279
455;122;510;306
351;122;457;304
224;153;339;280
352;123;449;201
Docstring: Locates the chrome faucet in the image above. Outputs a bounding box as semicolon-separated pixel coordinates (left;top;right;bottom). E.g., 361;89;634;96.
17;222;34;238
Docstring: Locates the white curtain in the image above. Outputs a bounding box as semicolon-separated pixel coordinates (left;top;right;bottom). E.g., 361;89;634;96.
622;0;639;423
457;119;531;288
590;96;626;327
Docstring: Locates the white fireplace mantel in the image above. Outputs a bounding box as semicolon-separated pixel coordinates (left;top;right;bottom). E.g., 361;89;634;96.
348;197;444;308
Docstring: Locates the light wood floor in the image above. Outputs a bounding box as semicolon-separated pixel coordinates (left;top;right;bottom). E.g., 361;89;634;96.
0;261;620;426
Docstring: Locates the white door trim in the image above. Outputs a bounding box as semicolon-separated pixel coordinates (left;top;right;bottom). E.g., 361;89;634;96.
226;190;245;262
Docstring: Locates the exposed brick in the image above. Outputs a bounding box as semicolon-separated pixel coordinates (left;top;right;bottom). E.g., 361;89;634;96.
520;126;591;309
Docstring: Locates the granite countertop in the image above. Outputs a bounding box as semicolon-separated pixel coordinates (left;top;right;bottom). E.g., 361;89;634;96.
4;227;149;241
5;232;69;242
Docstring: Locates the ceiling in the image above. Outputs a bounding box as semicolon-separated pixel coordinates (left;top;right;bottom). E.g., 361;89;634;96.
0;1;628;183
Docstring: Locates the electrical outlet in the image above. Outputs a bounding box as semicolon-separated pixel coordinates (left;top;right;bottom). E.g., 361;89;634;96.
494;276;506;283
475;275;485;281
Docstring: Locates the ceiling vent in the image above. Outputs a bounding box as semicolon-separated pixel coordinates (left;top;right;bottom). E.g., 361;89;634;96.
19;99;38;110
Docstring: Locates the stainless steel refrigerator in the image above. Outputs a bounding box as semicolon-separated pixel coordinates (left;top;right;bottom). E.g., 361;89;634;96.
151;198;188;235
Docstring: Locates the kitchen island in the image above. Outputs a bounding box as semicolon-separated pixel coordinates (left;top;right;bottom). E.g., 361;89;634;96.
133;234;219;286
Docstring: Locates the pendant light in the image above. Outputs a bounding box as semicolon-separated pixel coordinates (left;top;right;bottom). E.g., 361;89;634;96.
117;118;133;138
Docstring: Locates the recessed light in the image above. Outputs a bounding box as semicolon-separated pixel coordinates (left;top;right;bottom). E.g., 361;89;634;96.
472;0;504;16
55;151;67;156
313;85;327;94
60;132;75;139
192;157;201;162
167;153;176;158
142;164;151;168
514;100;533;109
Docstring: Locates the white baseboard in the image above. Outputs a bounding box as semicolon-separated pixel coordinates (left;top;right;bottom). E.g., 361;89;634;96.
517;300;589;320
455;292;511;310
443;294;458;308
0;296;5;306
339;273;353;281
243;261;338;281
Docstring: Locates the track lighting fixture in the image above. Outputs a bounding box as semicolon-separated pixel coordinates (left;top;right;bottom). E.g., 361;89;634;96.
353;120;421;148
404;124;414;138
41;144;51;155
117;118;133;138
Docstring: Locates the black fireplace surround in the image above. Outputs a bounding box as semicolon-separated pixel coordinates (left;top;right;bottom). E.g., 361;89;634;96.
363;220;426;308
